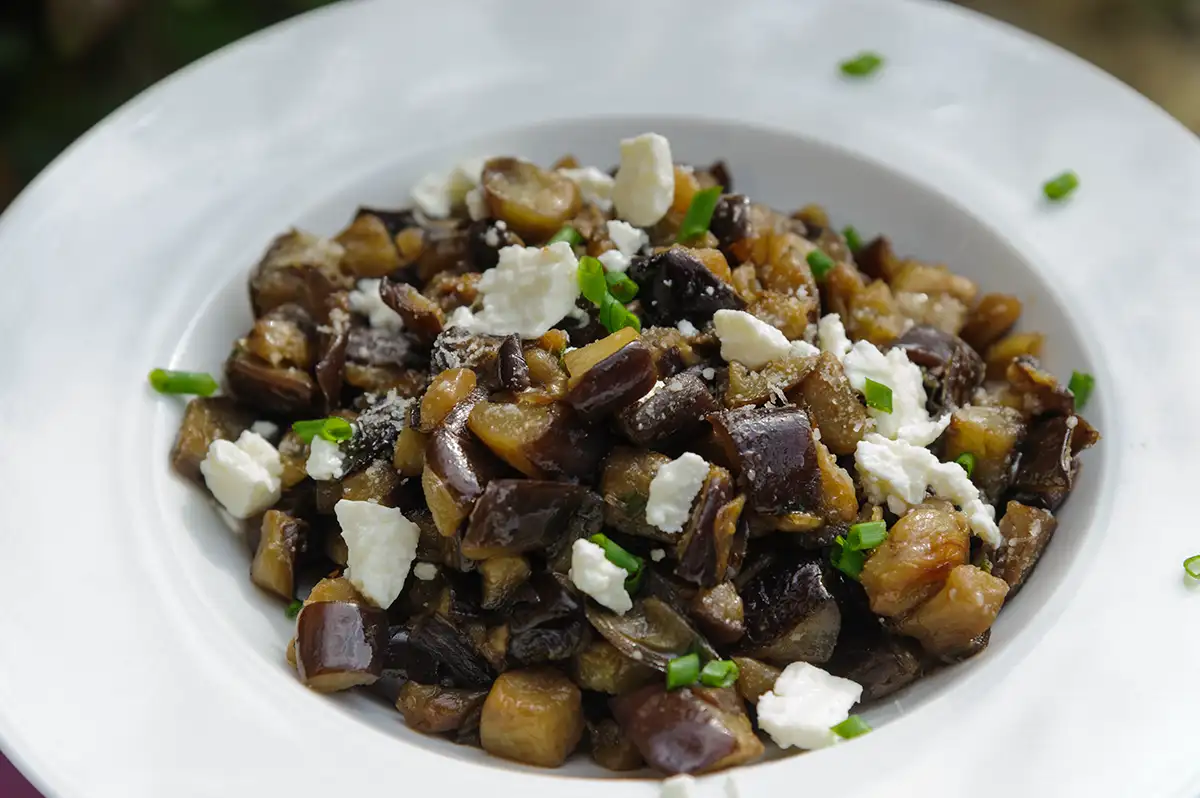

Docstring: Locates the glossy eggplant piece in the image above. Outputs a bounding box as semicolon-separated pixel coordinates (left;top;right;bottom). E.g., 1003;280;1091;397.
708;405;821;514
479;555;532;610
395;682;489;734
496;334;530;391
564;339;658;422
897;564;1008;660
709;194;752;252
629;248;744;326
480;668;584;768
616;372;719;448
724;354;815;409
943;406;1026;502
467;401;609;482
891;325;984;413
482;158;582;242
467;219;524;270
794;352;870;456
313;311;349;415
401;613;494;688
827;600;923;701
572;639;658;695
600;448;675;542
1006;356;1076;417
461;480;602;559
250;510;304;600
589;718;645;771
740;552;840;665
860;502;970;617
430;327;507;374
1007;413;1099;511
379;280;445;344
335;213;403;278
417;368;478;432
423;390;506;537
507;573;587;666
960;293;1022;352
674;466;741;588
689;582;744;644
730;657;780;705
993;501;1059;595
586;597;718;672
610;685;763;775
638;326;704;378
244;305;314;369
249;229;350;317
170;397;254;482
295;601;387;692
225;350;316;416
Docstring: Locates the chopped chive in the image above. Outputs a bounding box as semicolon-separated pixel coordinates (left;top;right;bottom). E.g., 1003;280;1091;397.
863;378;893;413
831;715;872;739
285;599;303;619
806;249;836;280
699;659;740;688
831;535;866;580
1185;556;1200;580
548;225;583;246
292;417;354;444
578;256;608;306
1043;171;1080;201
840;52;883;77
955;452;977;477
842;225;864;252
1068;370;1095;410
148;368;218;396
666;653;700;690
589;533;644;577
605;271;639;303
846;520;887;551
677;185;723;242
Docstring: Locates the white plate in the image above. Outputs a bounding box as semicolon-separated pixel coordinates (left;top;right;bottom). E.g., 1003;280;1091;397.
1;0;1197;796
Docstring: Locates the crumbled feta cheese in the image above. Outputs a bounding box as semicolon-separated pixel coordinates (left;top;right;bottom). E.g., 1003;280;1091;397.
650;548;667;562
713;309;791;369
701;367;716;380
465;187;488;221
250;420;279;440
450;242;581;337
413;562;439;581
660;775;697;798
411;157;490;218
612;133;675;227
569;538;632;614
598;220;650;274
348;278;404;331
676;319;699;337
646;452;710;533
483;226;501;247
790;339;820;358
756;662;863;751
817;313;853;361
558;166;616;211
305;436;346;481
335;499;420;608
200;431;283;519
843;340;948;446
855;433;1002;545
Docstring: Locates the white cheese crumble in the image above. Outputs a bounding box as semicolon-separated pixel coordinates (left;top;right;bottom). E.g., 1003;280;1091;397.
569;538;633;614
817;313;853;361
598;219;650;274
411;156;490;218
450;242;581;337
843;339;949;447
558;166;616;211
660;775;697;798
790;339;820;358
756;662;863;751
650;548;667;562
348;278;405;331
701;367;716;380
855;433;1002;545
676;319;699;337
249;420;279;440
335;499;420;608
612;132;675;227
413;562;439;581
305;435;346;481
646;452;710;533
712;309;791;369
199;431;283;519
465;187;488;221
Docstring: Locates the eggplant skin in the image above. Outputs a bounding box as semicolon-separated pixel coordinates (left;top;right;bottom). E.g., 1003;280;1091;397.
993;501;1059;594
507;573;587;666
629;248;744;326
617;372;719;447
674;468;740;588
295;601;387;692
461;480;602;559
890;325;984;413
708;405;821;514
496;334;531;392
401;613;495;688
564;340;658;423
1007;413;1099;511
739;552;841;665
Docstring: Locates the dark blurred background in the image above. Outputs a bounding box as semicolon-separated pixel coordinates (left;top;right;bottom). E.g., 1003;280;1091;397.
2;0;1200;212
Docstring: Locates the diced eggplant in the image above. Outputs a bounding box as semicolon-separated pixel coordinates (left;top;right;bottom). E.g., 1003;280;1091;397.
467;401;608;482
586;597;719;672
815;438;858;524
984;331;1044;381
170;397;253;482
638;326;704;378
564;337;658;422
345;326;413;370
730;657;780;705
480;668;584;768
461;480;603;559
724;354;816;409
423;391;506;537
340;391;416;474
629;248;745;326
897;564;1008;660
739;552;841;665
479;555;532;610
414;222;471;284
430;327;507;374
225;350;316;416
379;280;445;344
250;510;304;600
392;421;427;477
1006;356;1076;417
313;312;349;415
1007;413;1100;511
344;363;427;397
482;158;582;242
507;573;587;665
747;290;818;340
466;219;524;270
496;334;530;392
617;372;719;447
709;194;752;252
943;406;1026;502
860;502;970;617
395;682;489;734
295;601;387;692
249;229;350;317
674;466;742;587
689;581;744;644
244;305;314;369
610;684;763;775
573;639;658;694
992;501;1059;595
891;325;984;413
708;405;821;514
793;352;869;456
960;293;1022;352
335;213;403;278
601;448;675;542
854;235;903;282
402;613;494;688
827;600;923;701
589;718;646;772
418;368;478;432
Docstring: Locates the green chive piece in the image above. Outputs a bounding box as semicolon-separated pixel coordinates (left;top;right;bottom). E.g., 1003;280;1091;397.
589;533;644;576
831;535;866;580
840;52;883;77
831;715;872;739
548;225;583;246
846;520;888;551
605;271;639;303
292;417;354;444
666;653;701;690
842;225;864;252
807;249;835;280
677;185;723;242
955;452;977;477
863;378;893;413
578;256;609;306
1068;370;1095;410
699;659;740;688
1185;555;1200;580
148;368;218;396
1043;170;1080;201
285;599;303;619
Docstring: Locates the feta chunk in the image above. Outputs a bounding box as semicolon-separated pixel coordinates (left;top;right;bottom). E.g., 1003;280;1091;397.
612;133;675;227
348;278;404;331
676;319;699;337
558;166;616;211
249;420;279;440
756;662;863;750
645;452;710;533
199;431;283;519
650;548;667;562
817;313;853;361
450;242;580;337
660;775;697;798
305;436;346;481
335;499;420;608
790;339;820;358
413;562;438;581
712;309;791;369
569;538;632;614
598;220;650;273
843;339;949;447
411;157;490;218
855;433;1002;545
465;186;489;221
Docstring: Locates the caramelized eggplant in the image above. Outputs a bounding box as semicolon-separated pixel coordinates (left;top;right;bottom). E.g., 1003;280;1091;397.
340;392;415;475
402;613;494;688
709;194;752;252
617;372;719;447
793;352;870;456
423;390;506;537
564;338;658;422
313;309;349;415
336;213;403;278
860;502;970;617
897;564;1008;660
740;552;840;665
943;406;1026;502
396;682;489;734
674;466;741;587
482;158;582;242
573;639;658;694
467;401;608;482
480;668;584;767
461;480;602;559
601;448;675;541
586;597;718;671
418;368;478;432
249;229;349;317
379;280;445;344
589;718;646;771
993;501;1059;594
1008;413;1100;511
430;327;507;374
479;555;532;610
295;601;387;692
1006;356;1076;417
730;657;780;705
507;573;587;665
689;581;745;644
629;248;744;326
960;293;1022;352
467;219;523;271
225;350;316;416
170;397;253;482
891;325;984;413
709;405;821;514
496;334;530;391
250;509;304;600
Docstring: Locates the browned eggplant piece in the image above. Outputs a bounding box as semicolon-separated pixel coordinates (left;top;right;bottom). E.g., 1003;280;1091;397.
249;229;350;317
496;334;530;392
461;480;603;559
244;305;314;369
897;564;1008;660
891;325;984;413
313;308;349;415
414;221;471;284
1008;413;1100;511
617;372;719;448
395;682;489;734
467;401;608;482
573;639;658;694
827;601;923;701
250;510;304;600
430;327;507;374
739;552;840;665
600;448;675;542
638;326;704;378
589;718;646;771
466;218;524;270
730;657;780;705
392;421;427;477
860;502;970;617
586;597;719;671
295;600;387;692
793;352;870;456
170;397;254;482
960;293;1022;352
225;350;316;416
417;368;478;432
990;502;1057;596
724;354;816;409
689;582;744;644
943;406;1026;502
482;158;582;242
344;363;427;397
315;459;402;511
1006;356;1076;417
674;466;741;587
984;331;1044;381
708;405;821;514
709;194;751;252
479;555;532;610
378;279;444;344
610;684;763;775
344;326;413;371
340;391;415;475
479;668;584;767
335;213;403;278
400;613;494;688
424;390;507;537
629;248;745;326
507;573;587;666
815;438;858;524
564;338;658;423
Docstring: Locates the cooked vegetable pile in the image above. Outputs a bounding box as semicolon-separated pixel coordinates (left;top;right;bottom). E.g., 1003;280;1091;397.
161;132;1100;778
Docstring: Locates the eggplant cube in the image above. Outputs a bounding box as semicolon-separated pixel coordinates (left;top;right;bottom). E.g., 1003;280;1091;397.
480;668;584;768
295;601;387;692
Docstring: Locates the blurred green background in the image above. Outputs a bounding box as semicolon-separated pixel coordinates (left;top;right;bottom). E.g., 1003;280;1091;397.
2;0;1199;211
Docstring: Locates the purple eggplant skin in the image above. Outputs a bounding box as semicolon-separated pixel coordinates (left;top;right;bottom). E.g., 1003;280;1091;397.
709;194;751;252
890;325;984;414
461;480;603;560
708;405;821;515
425;388;507;520
225;351;317;416
1007;413;1100;511
496;335;531;392
629;248;744;326
295;601;388;692
314;314;349;415
396;613;495;689
674;467;739;588
507;573;587;666
430;327;507;374
565;340;658;423
617;372;719;447
585;597;719;673
739;552;841;666
339;391;416;475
